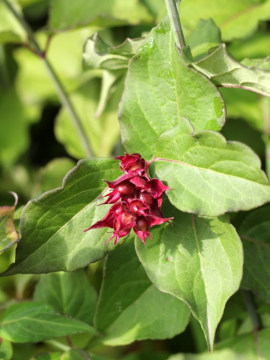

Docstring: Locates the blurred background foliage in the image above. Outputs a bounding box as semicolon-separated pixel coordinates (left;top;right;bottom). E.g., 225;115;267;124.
0;0;270;358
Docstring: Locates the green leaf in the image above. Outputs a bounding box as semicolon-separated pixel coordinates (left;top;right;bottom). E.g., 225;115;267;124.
0;302;96;343
34;158;76;195
82;34;144;118
0;338;13;360
136;205;243;350
228;31;270;61
0;192;18;254
0;0;26;44
187;19;221;60
220;88;263;132
167;349;248;360
62;350;92;360
34;270;97;325
119;19;225;158
237;204;270;303
95;237;189;345
181;0;270;41
194;44;270;98
14;29;97;122
55;78;121;158
152;119;270;216
216;328;270;359
0;88;29;167
83;33;144;71
48;0;152;31
33;353;62;360
2;158;122;275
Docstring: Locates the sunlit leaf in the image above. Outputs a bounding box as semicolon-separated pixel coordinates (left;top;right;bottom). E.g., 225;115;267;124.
136;204;243;350
0;0;26;44
119;18;225;158
48;0;153;31
181;0;270;41
194;44;270;98
152;118;270;216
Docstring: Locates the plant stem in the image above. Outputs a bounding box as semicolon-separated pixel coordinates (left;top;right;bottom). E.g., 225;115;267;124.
165;0;186;50
3;0;92;157
241;290;262;332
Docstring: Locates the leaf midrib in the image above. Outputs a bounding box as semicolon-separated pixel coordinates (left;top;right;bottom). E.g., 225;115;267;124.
156;158;269;186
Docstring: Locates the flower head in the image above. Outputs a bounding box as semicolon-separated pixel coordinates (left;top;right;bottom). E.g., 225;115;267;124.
85;153;172;244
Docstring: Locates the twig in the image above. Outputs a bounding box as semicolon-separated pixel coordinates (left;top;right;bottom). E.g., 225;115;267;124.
2;0;92;157
165;0;186;51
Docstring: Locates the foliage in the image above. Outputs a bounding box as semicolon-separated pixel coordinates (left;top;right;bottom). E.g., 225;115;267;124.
0;0;270;358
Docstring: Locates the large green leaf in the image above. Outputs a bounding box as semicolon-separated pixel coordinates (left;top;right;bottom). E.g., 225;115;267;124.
136;204;243;350
2;158;122;275
237;204;270;304
152;118;270;216
194;44;270;98
0;302;96;343
0;0;26;44
34;270;97;325
95;237;189;345
48;0;152;30
181;0;270;41
119;18;225;158
55;78;121;158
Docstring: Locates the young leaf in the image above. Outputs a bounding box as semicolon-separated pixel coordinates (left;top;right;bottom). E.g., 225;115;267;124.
181;0;270;41
193;44;270;97
187;19;221;60
0;302;96;343
34;270;97;325
152;119;270;216
48;0;152;31
135;204;243;350
0;192;19;254
237;204;270;304
95;237;189;345
83;34;144;72
2;158;122;275
119;18;225;158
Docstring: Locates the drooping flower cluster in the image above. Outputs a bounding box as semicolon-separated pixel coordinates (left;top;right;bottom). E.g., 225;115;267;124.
84;153;173;244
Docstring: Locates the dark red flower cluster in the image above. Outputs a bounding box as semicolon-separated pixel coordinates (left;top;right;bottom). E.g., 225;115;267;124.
84;153;173;244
